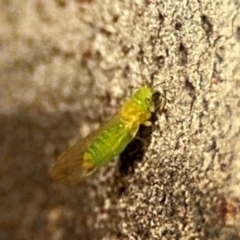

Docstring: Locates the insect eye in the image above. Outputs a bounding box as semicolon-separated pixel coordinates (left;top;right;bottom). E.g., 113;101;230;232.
145;98;151;105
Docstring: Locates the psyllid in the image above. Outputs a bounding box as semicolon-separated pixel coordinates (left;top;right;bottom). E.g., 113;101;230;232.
50;86;161;183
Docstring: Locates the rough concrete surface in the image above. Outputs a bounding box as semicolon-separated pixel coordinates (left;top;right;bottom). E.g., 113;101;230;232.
0;0;240;239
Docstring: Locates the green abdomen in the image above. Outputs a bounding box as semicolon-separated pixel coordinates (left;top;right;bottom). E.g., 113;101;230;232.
84;117;134;167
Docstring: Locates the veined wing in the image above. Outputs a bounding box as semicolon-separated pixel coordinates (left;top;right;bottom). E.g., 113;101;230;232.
50;114;122;183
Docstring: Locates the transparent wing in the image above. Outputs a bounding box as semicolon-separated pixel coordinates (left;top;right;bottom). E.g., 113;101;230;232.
50;115;120;184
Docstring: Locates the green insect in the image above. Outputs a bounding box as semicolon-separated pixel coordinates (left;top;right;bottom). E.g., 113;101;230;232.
50;86;157;183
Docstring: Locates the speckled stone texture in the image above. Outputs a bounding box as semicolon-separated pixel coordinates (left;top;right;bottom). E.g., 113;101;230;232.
0;0;240;239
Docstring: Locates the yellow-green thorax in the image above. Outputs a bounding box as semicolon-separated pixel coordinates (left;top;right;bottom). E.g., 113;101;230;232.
120;87;154;127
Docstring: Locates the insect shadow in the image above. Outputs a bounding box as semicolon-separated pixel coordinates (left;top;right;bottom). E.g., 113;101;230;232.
118;91;161;176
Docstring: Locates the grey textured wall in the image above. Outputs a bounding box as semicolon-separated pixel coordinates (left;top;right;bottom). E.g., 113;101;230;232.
0;0;240;239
